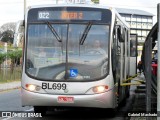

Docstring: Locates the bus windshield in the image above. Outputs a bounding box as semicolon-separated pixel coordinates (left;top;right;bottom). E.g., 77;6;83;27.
26;23;109;81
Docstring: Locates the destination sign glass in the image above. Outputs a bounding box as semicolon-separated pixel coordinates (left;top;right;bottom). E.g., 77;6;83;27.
37;11;102;20
28;7;112;23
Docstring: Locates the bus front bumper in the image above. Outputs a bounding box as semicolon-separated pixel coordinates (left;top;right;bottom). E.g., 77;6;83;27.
21;88;115;108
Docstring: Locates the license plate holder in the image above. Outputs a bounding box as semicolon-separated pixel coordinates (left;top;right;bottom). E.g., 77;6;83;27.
57;96;74;103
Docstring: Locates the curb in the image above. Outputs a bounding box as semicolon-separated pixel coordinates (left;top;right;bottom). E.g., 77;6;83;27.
0;86;21;92
0;81;21;92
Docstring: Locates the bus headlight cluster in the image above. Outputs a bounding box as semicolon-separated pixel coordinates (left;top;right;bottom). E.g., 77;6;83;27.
86;85;109;94
25;84;41;92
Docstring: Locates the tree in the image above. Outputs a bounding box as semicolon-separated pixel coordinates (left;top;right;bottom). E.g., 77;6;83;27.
0;22;16;33
0;22;16;43
1;30;14;43
8;50;22;74
0;53;7;72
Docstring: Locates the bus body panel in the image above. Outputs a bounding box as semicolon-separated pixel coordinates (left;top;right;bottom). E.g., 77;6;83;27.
21;87;115;108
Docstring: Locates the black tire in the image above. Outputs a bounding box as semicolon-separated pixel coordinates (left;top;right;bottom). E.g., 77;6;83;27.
34;106;47;116
118;79;127;107
126;76;130;98
126;85;130;98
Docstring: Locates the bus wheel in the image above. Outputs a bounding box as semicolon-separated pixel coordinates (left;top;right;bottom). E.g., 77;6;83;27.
126;85;130;98
125;76;130;98
34;106;47;116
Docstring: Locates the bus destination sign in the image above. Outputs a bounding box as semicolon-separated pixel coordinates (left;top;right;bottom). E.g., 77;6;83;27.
61;11;83;20
38;11;101;20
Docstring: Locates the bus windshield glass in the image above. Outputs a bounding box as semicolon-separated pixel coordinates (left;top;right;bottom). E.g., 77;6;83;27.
26;23;109;81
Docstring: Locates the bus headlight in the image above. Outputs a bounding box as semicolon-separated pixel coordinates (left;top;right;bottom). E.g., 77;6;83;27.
86;85;109;94
25;84;41;92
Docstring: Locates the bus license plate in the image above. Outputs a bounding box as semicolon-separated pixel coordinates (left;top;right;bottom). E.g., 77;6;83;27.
57;96;74;103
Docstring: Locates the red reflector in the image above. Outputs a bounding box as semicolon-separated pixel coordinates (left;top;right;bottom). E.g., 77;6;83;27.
25;84;29;88
105;86;108;89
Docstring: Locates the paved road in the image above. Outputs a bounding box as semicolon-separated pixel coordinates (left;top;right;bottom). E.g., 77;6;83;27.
0;89;136;120
0;89;32;111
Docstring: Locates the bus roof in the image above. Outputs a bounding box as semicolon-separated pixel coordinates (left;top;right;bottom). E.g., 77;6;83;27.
27;4;111;10
26;4;129;28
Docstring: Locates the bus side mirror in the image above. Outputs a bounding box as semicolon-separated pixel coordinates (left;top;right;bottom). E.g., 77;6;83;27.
117;26;125;42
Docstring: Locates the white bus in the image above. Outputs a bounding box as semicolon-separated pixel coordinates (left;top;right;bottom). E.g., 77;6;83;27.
21;3;131;114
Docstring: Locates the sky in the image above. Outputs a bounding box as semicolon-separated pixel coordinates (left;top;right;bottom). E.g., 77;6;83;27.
0;0;57;26
0;0;160;26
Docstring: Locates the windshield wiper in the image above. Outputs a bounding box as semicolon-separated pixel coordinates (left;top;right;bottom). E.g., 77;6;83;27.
79;22;92;45
45;21;62;42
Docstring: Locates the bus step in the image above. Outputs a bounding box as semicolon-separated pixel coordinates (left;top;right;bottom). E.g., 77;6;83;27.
137;85;146;89
135;89;146;93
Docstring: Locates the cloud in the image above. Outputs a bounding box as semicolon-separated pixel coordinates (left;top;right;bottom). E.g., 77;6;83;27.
0;0;23;26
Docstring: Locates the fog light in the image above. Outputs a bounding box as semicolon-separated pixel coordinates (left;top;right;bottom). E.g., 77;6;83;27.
92;85;108;93
25;84;36;91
